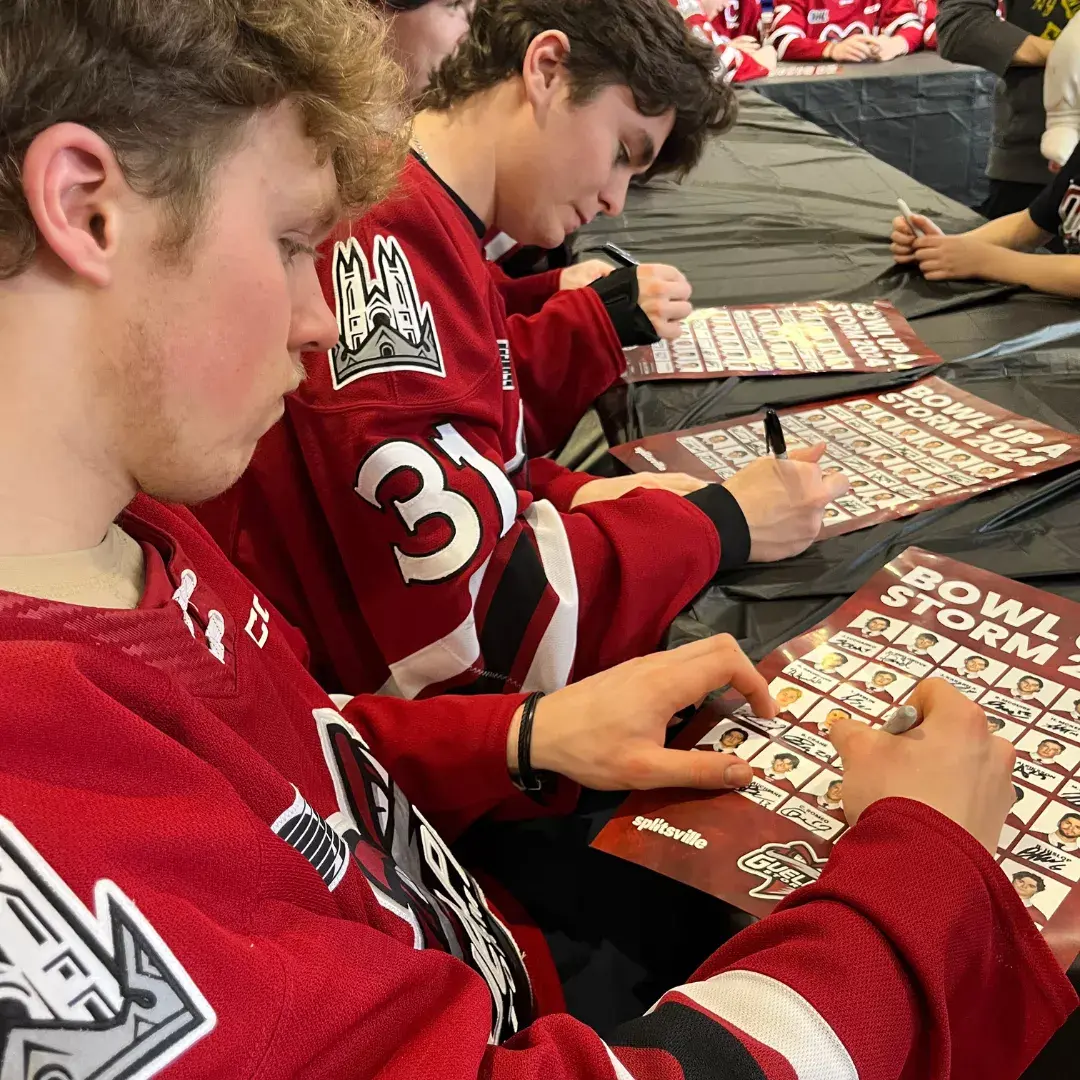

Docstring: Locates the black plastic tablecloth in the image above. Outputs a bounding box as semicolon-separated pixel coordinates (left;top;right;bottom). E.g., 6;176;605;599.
757;53;996;207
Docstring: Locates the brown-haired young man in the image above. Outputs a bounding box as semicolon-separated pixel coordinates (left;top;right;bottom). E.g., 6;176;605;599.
200;0;847;702
0;2;1074;1076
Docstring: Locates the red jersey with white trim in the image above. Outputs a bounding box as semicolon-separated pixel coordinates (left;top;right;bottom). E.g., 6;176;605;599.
196;155;733;699
918;0;938;48
767;0;924;59
670;0;772;82
0;505;1073;1079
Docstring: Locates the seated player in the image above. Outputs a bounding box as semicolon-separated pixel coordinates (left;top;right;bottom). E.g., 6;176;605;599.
891;147;1080;296
765;0;924;62
1;4;1074;1074
1046;812;1080;852
671;0;777;82
197;0;847;699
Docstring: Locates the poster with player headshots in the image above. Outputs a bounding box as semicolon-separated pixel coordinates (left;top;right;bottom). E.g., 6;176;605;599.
593;546;1080;969
623;300;940;381
609;376;1080;539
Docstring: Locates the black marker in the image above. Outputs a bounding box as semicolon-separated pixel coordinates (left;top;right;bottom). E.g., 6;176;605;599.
763;408;788;460
600;242;639;268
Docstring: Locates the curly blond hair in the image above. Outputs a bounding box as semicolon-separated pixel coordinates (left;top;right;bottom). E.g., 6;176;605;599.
0;0;408;278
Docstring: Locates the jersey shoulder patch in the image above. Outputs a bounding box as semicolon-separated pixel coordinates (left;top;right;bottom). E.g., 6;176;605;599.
329;234;446;390
0;816;216;1079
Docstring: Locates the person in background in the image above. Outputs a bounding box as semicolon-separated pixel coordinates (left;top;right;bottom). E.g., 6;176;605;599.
675;0;777;81
918;0;939;48
890;144;1080;295
765;0;924;63
937;0;1075;218
382;0;476;100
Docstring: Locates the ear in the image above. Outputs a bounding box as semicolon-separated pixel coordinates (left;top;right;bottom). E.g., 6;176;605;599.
520;29;571;114
20;123;130;288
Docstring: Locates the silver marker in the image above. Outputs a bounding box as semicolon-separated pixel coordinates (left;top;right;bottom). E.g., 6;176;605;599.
883;705;920;735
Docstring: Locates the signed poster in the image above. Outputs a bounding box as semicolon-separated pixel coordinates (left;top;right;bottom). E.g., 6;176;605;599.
609;377;1080;539
624;300;940;381
592;548;1080;969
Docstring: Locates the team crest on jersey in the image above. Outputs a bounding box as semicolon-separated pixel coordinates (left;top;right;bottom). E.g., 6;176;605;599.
329;235;446;390
309;708;532;1042
736;840;828;900
0;817;216;1079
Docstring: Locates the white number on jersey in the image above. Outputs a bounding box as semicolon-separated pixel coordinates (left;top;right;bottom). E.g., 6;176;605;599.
355;423;518;584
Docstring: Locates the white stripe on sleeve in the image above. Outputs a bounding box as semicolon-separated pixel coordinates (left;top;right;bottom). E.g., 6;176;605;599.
521;499;579;693
656;969;858;1080
604;1044;637;1080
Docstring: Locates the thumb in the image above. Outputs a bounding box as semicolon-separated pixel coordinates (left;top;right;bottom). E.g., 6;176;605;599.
632;745;754;791
787;441;827;464
822;470;852;501
912;214;943;236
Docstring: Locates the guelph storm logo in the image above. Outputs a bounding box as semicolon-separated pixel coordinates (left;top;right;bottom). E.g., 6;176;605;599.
0;819;215;1079
737;840;829;901
329;235;445;390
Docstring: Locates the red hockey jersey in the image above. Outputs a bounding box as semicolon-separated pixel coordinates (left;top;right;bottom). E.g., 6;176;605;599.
766;0;924;59
671;0;772;82
0;496;1073;1079
196;155;745;698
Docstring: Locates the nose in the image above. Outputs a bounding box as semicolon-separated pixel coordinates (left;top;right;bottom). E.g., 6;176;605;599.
289;259;339;356
598;171;632;218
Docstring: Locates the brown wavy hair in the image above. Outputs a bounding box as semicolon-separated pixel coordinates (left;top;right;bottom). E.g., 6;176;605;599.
421;0;736;178
0;0;408;279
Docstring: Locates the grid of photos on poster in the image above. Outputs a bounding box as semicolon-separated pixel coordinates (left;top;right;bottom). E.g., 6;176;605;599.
693;608;1080;931
672;396;1017;531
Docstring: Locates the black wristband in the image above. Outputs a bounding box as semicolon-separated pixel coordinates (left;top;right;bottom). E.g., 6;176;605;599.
589;266;660;348
685;484;752;572
512;691;547;794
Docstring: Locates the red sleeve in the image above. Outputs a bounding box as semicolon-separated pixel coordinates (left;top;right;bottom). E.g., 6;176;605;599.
488;259;564;318
505;286;627;456
726;44;772;82
766;0;830;59
604;798;1076;1080
882;0;924;50
735;0;764;38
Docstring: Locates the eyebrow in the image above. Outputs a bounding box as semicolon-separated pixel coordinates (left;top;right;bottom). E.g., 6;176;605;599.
629;132;657;170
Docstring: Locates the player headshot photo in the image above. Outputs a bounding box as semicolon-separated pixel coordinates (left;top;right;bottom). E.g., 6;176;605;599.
1029;739;1066;766
849;438;873;451
818;707;852;735
895;466;922;478
962;655;992;679
863;615;892;638
988;715;1007;735
804;412;828;423
1046;812;1080;852
975;465;1006;479
849;477;872;490
868;669;899;692
816;779;844;812
823;507;842;521
813;651;850;674
774;685;806;717
765;752;800;782
1013;675;1045;702
897;427;921;440
822;465;845;476
1012;871;1047;913
852;403;876;414
948;452;973;465
908;632;939;656
715;727;749;752
922;439;945;451
923;480;953;494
